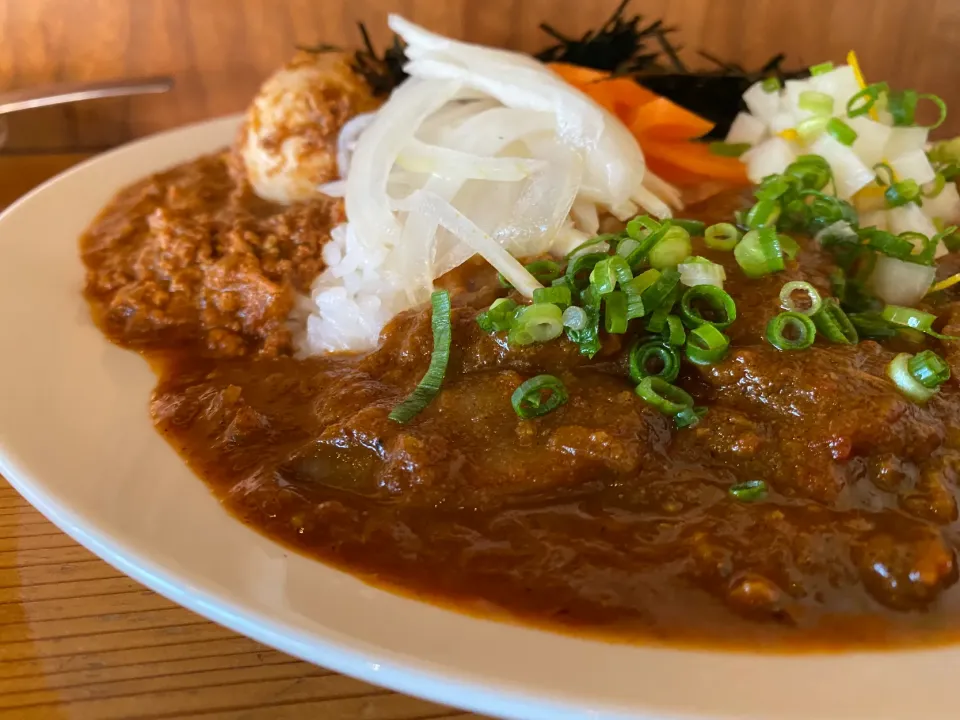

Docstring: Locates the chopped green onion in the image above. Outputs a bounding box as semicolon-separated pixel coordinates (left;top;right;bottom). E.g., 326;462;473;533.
511;375;569;419
616;237;641;259
500;259;562;288
909;350;951;388
745;199;781;229
510;303;564;346
784;155;833;191
860;227;916;260
533;285;572;308
884;179;922;209
887;89;919;126
923;173;947;199
847;82;889;118
812;298;858;344
649;226;692;269
919;94;948;129
849;312;898;340
662;315;686;346
704;223;741;251
779;281;823;316
709;142;751;157
800;90;834;115
589;257;619;294
797;115;829;142
734;228;785;278
672;219;707;236
674;405;708;429
826;117;857;146
604;291;629;333
874;162;895;187
626;215;661;238
646;288;679;333
755;175;793;201
729;480;767;502
640;268;681;314
565;252;608;289
629;340;681;384
887;353;936;404
564;235;612;259
389;290;452;423
476;297;518;332
801;191;858;234
635;376;694;415
762;77;782;93
766;311;817;351
685;324;730;365
880;305;959;340
679;285;737;329
779;234;800;261
809;61;834;76
561;305;587;331
565;289;601;357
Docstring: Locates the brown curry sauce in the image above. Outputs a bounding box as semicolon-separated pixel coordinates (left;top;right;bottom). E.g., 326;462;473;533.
80;150;960;650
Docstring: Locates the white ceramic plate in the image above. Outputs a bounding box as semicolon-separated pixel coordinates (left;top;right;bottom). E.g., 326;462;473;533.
0;116;957;720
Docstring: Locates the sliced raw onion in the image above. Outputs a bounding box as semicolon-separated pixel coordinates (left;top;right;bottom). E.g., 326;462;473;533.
869;254;936;306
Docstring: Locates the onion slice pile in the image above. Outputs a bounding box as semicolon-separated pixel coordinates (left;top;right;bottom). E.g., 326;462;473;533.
302;14;670;353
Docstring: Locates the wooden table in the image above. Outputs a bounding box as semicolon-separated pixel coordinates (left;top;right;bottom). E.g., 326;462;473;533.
0;154;481;720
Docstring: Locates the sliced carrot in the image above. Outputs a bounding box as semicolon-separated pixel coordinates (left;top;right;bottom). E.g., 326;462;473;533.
547;62;611;87
642;141;750;185
629;97;715;141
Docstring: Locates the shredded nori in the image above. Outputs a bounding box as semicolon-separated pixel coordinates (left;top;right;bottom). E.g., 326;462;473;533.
300;2;805;135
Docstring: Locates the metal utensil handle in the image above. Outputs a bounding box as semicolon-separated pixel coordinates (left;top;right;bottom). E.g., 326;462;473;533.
0;77;174;115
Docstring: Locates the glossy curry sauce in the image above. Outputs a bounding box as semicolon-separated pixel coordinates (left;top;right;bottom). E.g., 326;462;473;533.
81;152;960;649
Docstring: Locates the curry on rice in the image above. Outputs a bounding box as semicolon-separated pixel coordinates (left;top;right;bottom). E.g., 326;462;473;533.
79;17;960;649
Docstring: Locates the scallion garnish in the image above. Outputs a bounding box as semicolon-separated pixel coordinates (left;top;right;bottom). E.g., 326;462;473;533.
476;297;518;332
662;315;686;346
784;155;833;191
886;352;948;404
674;405;708;429
812;298;858;344
389;290;452;424
635;376;695;415
734;228;786;278
639;268;681;314
809;61;834;76
880;305;959;340
884;179;922;208
648;225;692;269
729;480;767;502
672;219;707;236
799;90;834;115
860;227;916;260
744;198;782;229
532;284;572;308
509;303;564;346
603;291;629;333
826;117;857;146
629;340;681;384
766;311;817;351
847;82;889;118
685;324;730;365
589;257;619;294
566;251;608;289
779;281;823;316
500;259;562;288
511;374;569;419
708;142;751;157
704;222;741;250
679;285;737;329
762;76;782;93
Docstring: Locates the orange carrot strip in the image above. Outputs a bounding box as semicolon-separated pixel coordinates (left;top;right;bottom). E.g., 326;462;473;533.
629;97;715;141
642;141;750;184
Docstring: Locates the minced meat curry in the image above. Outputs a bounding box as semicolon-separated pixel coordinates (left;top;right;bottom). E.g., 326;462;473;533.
78;147;960;649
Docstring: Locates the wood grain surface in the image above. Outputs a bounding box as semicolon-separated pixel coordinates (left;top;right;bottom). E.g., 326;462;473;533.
1;0;960;151
0;157;486;720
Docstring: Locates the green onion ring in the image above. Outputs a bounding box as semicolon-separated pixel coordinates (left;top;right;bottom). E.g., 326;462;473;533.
629;340;681;384
476;297;518;332
909;350;951;388
812;298;858;344
511;375;569;419
685;324;730;365
729;480;768;502
672;219;707;236
533;285;572;308
705;223;741;251
604;291;629;334
635;376;694;415
734;228;786;279
389;290;452;423
679;285;737;329
779;281;823;316
826;117;858;146
881;305;960;340
674;405;708;429
565;251;608;289
887;353;936;404
766;311;817;351
662;315;687;346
